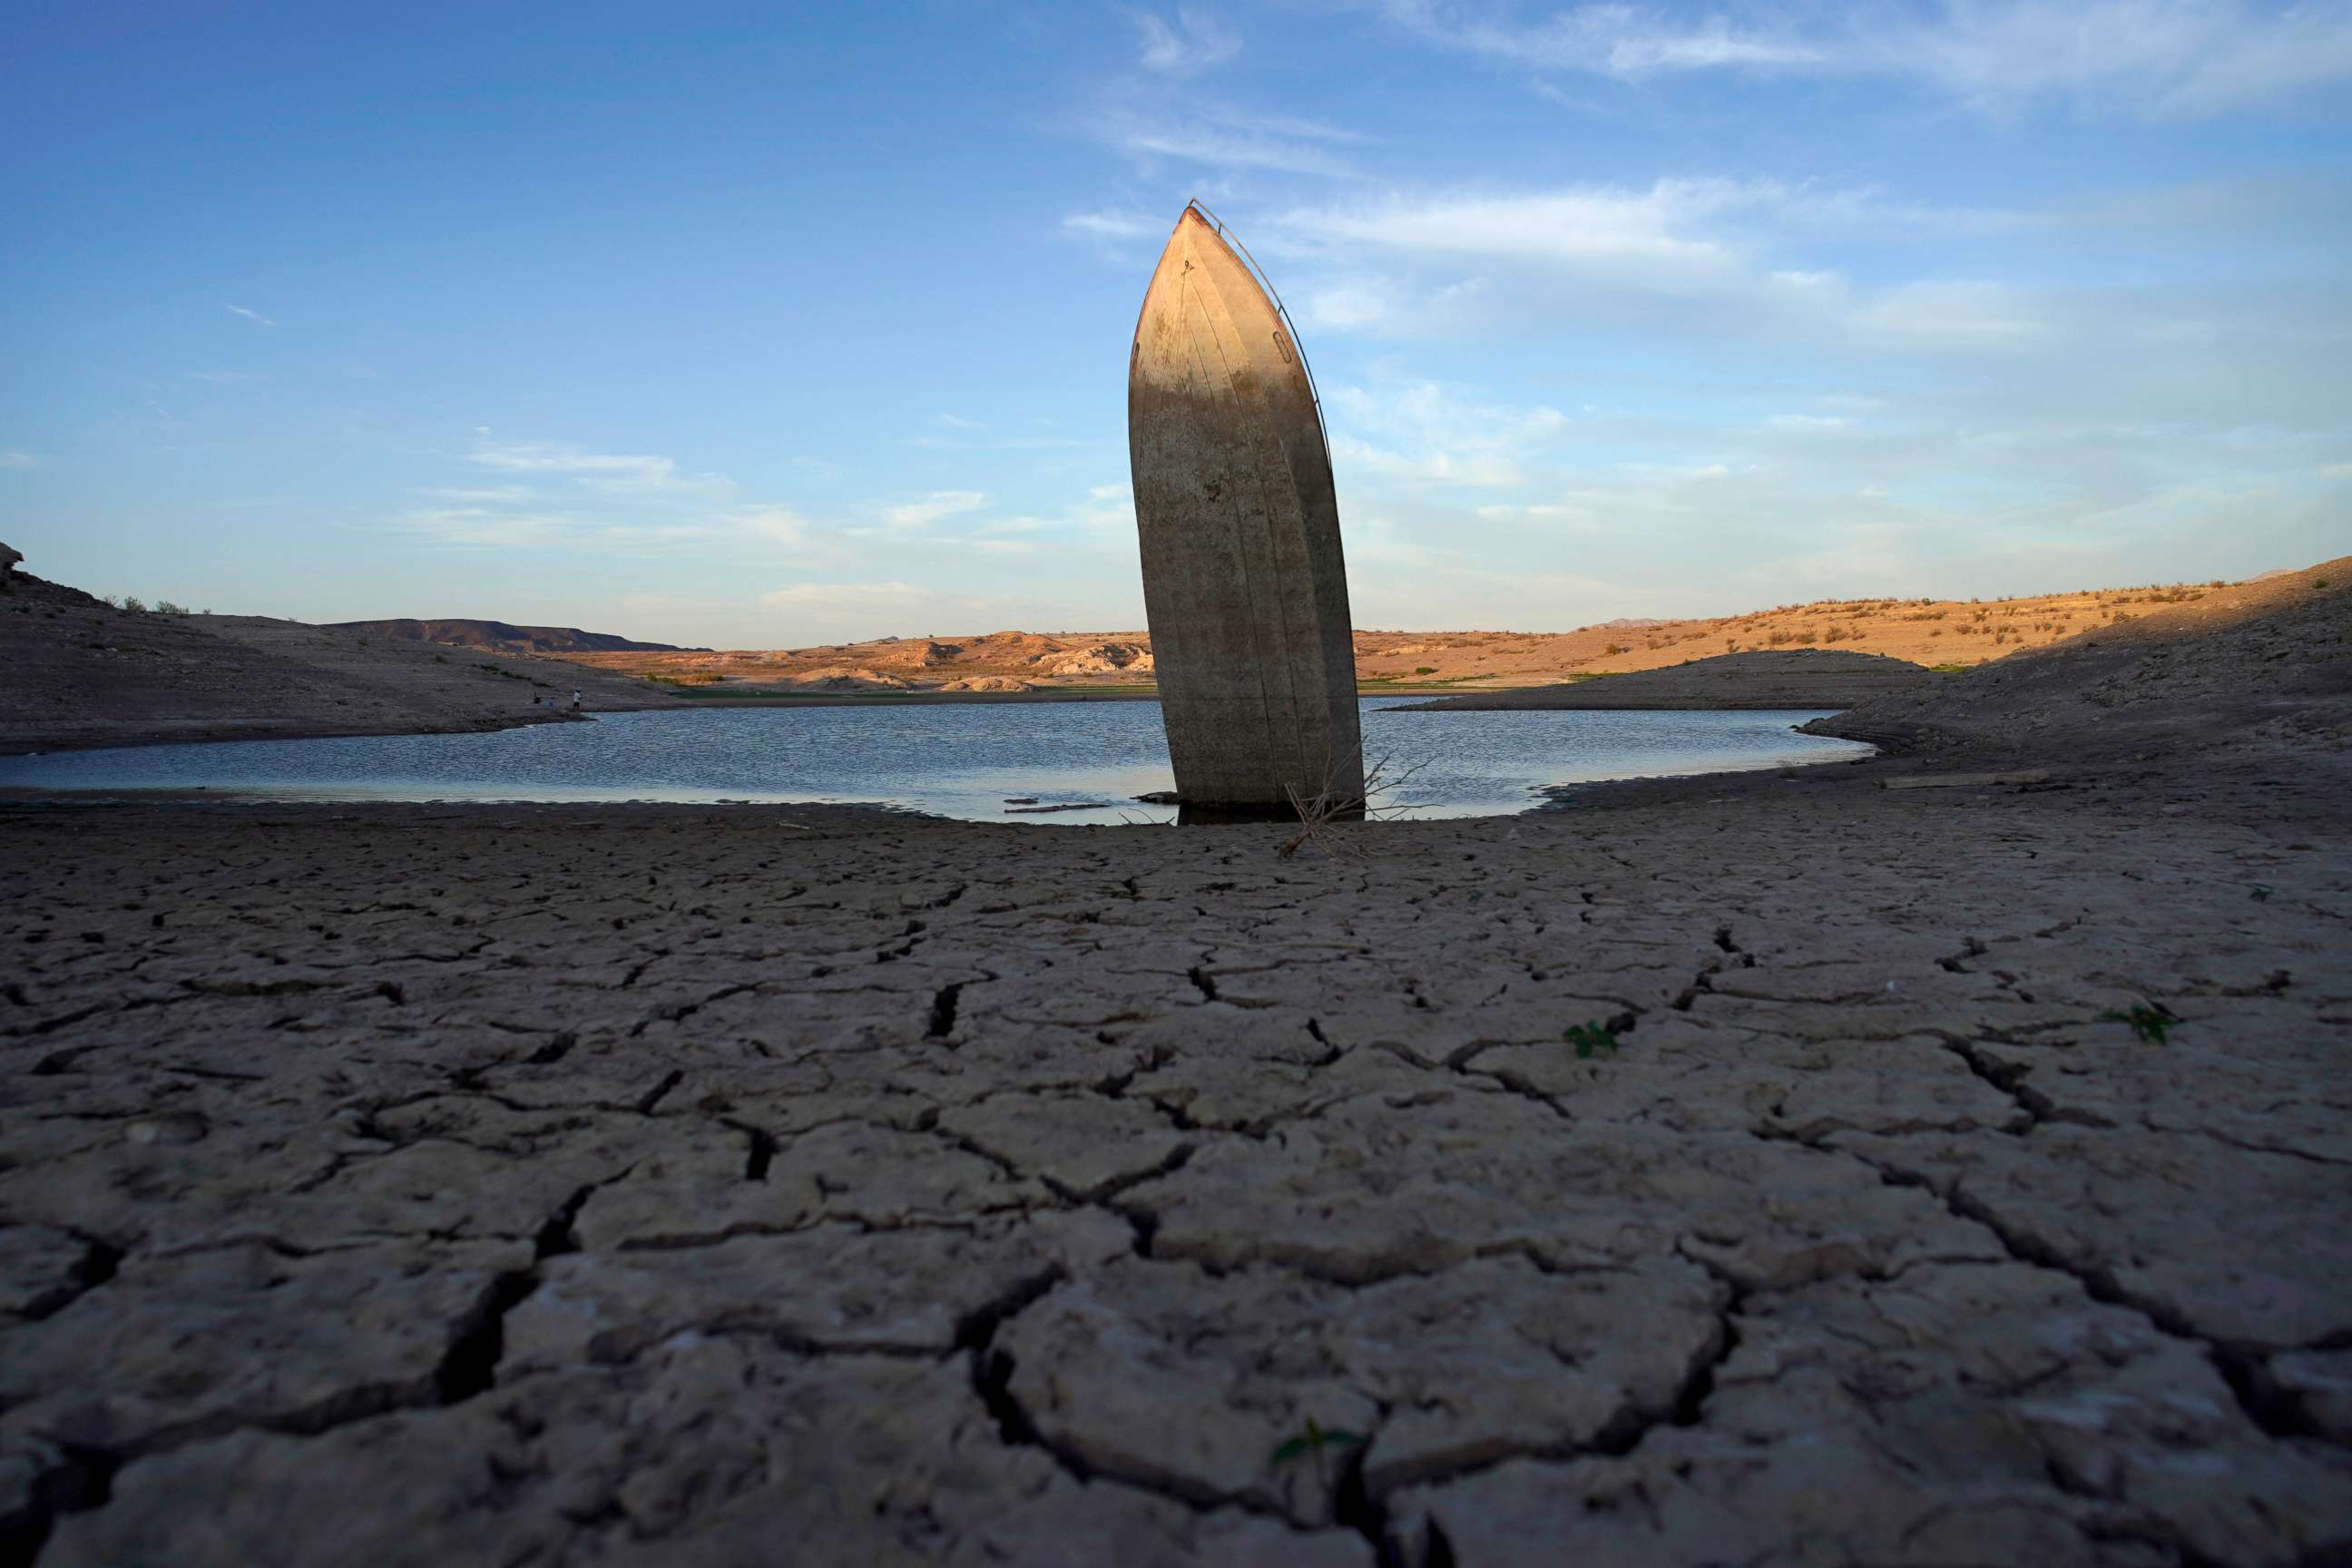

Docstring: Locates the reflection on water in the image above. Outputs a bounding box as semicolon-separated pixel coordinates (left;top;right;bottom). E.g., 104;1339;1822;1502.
0;701;1871;824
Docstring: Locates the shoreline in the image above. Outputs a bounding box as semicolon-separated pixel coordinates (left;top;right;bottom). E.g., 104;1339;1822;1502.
0;714;1876;819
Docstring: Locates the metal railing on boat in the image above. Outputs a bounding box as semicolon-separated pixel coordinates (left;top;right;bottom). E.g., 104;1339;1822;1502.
1185;198;1333;462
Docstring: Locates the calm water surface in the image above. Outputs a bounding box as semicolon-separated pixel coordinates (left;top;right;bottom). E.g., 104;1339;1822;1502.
0;702;1870;823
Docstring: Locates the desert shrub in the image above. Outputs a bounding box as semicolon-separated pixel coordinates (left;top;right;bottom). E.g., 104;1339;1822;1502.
121;594;147;612
1414;665;1436;675
1602;642;1628;656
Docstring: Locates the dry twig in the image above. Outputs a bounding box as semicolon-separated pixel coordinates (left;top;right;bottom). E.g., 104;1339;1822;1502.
1278;750;1431;858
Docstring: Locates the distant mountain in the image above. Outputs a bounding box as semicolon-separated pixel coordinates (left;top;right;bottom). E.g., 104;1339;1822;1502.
328;618;704;654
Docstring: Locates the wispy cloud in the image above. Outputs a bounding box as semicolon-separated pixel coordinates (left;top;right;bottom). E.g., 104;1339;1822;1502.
1381;0;2352;115
466;441;735;499
391;435;830;562
761;580;950;609
1279;179;2048;351
936;411;985;429
185;369;267;385
1327;378;1570;488
1384;0;1819;76
1133;6;1241;74
1085;95;1362;178
224;304;278;327
909;432;1093;451
0;451;36;470
1062;209;1161;241
884;489;989;527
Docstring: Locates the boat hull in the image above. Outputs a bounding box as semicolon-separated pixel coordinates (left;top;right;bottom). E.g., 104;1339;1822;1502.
1126;207;1363;811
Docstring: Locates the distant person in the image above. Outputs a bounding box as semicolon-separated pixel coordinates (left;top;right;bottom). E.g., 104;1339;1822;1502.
571;690;582;710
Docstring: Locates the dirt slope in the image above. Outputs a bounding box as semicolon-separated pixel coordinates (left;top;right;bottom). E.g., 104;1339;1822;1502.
1389;650;1946;711
1805;555;2352;763
0;573;684;754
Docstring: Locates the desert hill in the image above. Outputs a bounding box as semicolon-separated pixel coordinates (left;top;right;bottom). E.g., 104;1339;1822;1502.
0;564;685;754
1393;649;1945;711
1806;555;2351;763
557;576;2251;695
327;618;699;654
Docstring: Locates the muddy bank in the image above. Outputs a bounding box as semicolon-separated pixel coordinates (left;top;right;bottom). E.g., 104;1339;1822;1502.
4;740;2348;1564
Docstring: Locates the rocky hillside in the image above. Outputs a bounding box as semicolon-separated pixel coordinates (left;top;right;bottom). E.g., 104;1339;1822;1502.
327;618;699;654
1805;556;2352;763
556;576;2264;694
564;631;1158;692
0;565;684;754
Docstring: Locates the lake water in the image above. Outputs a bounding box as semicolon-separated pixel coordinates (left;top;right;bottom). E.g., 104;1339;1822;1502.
0;702;1871;823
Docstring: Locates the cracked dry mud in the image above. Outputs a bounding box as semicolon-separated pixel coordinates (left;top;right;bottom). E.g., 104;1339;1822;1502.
3;761;2348;1565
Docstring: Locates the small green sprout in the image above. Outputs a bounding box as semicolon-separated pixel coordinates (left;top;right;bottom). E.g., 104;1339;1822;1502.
1563;1021;1619;1059
2099;1000;2180;1044
2249;885;2273;902
1269;1416;1366;1471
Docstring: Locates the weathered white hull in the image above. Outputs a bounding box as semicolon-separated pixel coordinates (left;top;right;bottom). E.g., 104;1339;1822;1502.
1127;205;1363;812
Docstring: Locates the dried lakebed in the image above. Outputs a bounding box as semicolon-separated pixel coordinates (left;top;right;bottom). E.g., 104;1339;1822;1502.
2;755;2348;1565
0;703;1871;822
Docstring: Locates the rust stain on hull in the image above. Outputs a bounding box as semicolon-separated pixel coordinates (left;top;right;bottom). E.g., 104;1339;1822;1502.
1127;205;1364;810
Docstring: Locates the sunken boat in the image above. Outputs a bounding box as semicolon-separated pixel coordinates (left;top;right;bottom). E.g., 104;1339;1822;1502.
1127;201;1364;816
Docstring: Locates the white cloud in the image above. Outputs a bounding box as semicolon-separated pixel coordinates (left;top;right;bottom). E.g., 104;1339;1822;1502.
730;505;813;544
390;435;837;565
1086;93;1361;178
885;490;989;528
1110;120;1357;177
0;451;35;470
1134;6;1240;74
1327;379;1569;488
1383;0;1819;77
185;369;267;385
1276;181;2054;356
418;485;540;504
466;441;735;499
1289;181;1744;282
936;412;985;429
1062;210;1161;241
1382;0;2352;116
224;304;278;327
1851;281;2053;348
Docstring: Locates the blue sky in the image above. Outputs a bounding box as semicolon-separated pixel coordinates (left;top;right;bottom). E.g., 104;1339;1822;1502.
3;1;2347;644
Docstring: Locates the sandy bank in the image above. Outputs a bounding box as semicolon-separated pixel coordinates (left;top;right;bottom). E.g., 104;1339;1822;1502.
1805;554;2352;764
1387;649;1945;711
